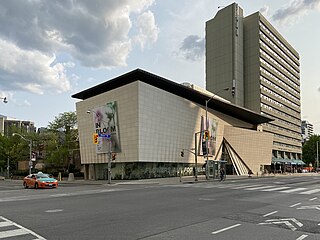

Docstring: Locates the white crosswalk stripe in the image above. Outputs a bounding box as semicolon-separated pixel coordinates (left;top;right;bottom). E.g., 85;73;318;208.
171;183;320;195
281;188;307;193
0;221;12;228
261;186;291;192
299;189;320;195
0;216;46;239
231;184;261;189
245;185;276;190
0;229;30;238
217;184;241;188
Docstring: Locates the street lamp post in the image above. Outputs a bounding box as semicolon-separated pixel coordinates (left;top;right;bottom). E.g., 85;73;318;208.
317;141;319;172
205;88;229;179
13;133;32;174
194;130;206;181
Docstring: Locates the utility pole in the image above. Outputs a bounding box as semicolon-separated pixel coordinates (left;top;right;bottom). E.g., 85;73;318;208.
108;139;112;184
194;133;198;181
13;133;32;174
7;156;9;179
194;130;208;181
205;88;229;179
317;141;319;172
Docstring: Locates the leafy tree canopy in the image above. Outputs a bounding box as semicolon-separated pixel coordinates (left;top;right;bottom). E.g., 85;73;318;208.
48;111;77;132
302;135;320;165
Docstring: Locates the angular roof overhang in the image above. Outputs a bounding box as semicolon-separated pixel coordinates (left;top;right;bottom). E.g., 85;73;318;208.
72;69;273;125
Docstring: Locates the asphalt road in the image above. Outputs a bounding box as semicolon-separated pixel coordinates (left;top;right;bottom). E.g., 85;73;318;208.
1;175;320;240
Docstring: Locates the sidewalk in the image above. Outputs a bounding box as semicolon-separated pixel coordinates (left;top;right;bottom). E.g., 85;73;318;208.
2;172;318;186
59;172;316;186
59;174;277;185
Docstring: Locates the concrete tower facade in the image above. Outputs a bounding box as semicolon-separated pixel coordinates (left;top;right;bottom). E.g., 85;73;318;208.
206;3;302;162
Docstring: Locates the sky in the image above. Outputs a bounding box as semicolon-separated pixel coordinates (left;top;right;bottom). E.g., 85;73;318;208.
0;0;319;133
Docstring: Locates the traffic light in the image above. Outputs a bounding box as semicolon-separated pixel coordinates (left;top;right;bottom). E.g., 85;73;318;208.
180;151;184;157
112;153;116;161
202;141;207;155
204;130;209;140
93;133;98;144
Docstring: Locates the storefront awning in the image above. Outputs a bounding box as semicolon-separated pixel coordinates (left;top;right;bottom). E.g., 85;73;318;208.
293;160;305;165
272;157;304;165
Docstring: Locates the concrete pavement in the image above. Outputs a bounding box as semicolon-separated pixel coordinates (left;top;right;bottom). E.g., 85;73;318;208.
58;172;319;186
1;172;318;186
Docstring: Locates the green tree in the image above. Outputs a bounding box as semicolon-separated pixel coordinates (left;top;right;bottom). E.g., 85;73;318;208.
46;111;78;171
1;127;39;174
0;134;10;170
48;111;77;132
0;112;79;175
302;135;320;166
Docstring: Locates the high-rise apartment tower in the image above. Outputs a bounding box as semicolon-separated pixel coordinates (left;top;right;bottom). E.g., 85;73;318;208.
301;120;313;143
206;3;302;162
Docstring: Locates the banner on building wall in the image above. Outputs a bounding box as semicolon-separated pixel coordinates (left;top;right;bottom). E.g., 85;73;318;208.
92;101;121;154
199;116;218;156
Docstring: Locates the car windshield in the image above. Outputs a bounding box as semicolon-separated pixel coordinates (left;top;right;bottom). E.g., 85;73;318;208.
36;174;50;179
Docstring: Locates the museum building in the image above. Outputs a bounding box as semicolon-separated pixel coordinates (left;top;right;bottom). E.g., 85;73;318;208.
72;69;274;180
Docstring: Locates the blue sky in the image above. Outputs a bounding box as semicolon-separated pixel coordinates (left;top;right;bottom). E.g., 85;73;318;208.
0;0;319;133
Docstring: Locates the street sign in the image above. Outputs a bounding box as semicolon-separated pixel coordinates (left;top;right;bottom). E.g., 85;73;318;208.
31;152;36;161
98;133;111;139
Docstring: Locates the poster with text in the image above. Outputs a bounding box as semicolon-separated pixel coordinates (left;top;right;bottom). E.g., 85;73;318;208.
92;101;121;153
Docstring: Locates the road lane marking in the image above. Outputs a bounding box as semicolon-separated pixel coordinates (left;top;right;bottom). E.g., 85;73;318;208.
296;234;308;240
217;184;242;188
263;211;278;217
0;188;128;203
300;189;320;195
261;186;290;191
45;209;63;213
0;221;12;227
259;218;302;231
0;216;45;239
50;193;69;197
281;188;307;193
211;224;241;234
290;203;301;208
231;185;261;189
309;197;317;201
297;205;320;211
245;185;276;191
199;198;215;201
0;229;30;238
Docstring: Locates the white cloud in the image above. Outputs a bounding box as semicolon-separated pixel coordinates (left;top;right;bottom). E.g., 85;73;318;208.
178;35;205;61
87;77;96;83
134;11;159;49
0;0;157;93
0;0;156;68
260;5;270;17
22;100;31;107
272;0;320;25
0;39;72;94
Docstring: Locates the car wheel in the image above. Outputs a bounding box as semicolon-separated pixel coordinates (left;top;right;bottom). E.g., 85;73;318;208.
23;182;28;189
34;182;38;189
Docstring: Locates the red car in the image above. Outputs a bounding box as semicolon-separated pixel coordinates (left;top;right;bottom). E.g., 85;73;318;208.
23;172;58;189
